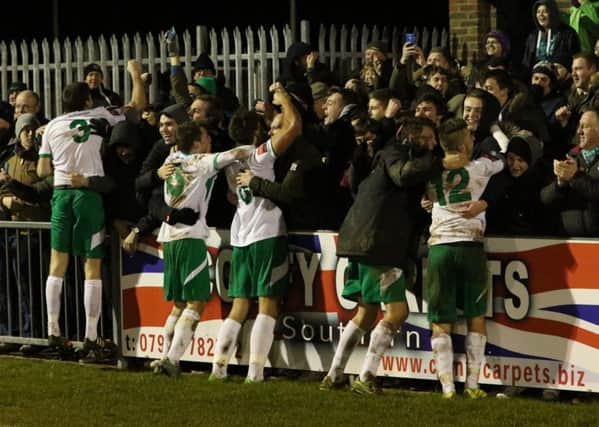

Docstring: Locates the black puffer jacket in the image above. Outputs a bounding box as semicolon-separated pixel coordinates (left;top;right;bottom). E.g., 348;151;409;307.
337;140;442;269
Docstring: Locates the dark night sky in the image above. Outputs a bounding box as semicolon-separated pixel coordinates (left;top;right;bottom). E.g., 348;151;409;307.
0;1;448;41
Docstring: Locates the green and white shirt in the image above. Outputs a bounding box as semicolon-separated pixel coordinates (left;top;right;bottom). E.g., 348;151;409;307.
427;157;503;245
157;151;220;242
226;139;286;247
39;107;124;186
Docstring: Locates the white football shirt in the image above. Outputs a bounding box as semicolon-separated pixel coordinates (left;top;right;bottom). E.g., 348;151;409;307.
39;107;124;186
157;151;220;242
226;140;286;247
427;157;503;245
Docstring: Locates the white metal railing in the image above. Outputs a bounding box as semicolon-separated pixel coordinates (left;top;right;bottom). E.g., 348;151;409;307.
1;21;447;119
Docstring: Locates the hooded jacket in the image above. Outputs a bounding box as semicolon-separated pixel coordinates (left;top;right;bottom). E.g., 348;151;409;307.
522;0;580;72
103;121;147;223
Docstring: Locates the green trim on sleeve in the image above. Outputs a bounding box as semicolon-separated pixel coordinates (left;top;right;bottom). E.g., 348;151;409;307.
39;154;52;158
213;152;221;170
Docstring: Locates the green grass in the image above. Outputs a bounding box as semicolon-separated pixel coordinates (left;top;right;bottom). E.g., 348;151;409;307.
0;357;597;427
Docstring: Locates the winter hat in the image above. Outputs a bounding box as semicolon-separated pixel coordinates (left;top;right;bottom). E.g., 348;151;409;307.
506;136;532;165
366;40;388;54
286;42;311;61
8;81;27;94
160;103;189;124
195;76;217;96
193;53;216;73
484;31;511;57
310;82;329;101
15;113;40;139
532;61;556;83
84;63;103;77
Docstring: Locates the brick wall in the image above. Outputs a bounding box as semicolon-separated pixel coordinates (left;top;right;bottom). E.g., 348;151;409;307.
449;0;572;65
449;0;491;65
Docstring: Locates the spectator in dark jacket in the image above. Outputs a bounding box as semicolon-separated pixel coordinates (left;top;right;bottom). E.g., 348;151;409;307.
485;135;552;235
103;121;148;254
522;0;580;74
84;63;123;108
541;107;599;236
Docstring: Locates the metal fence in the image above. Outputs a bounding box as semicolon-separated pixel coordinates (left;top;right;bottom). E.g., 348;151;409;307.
0;221;120;348
0;21;447;118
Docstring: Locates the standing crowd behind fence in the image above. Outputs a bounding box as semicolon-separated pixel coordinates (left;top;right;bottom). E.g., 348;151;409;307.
2;3;599;401
0;21;447;118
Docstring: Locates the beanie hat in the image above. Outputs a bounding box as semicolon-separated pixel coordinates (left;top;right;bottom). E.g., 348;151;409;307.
484;31;511;57
366;40;388;54
193;53;215;73
285;42;311;61
506;136;532;165
195;76;217;96
310;82;329;101
8;81;27;94
15;113;40;139
532;61;556;83
160;103;189;124
84;63;103;77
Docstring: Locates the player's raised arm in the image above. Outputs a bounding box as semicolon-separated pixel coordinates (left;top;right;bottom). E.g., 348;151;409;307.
270;85;302;156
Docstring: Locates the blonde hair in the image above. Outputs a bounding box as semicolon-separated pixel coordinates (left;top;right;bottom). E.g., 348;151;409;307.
439;117;469;152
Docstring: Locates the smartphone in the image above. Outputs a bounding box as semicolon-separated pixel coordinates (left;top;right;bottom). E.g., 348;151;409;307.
405;33;416;45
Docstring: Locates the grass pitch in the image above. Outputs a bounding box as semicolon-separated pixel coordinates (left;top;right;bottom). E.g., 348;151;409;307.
0;357;597;426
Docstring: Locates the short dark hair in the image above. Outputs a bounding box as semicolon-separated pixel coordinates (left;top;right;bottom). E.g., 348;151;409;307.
176;121;204;153
62;82;91;113
369;88;392;106
398;116;436;142
228;108;265;146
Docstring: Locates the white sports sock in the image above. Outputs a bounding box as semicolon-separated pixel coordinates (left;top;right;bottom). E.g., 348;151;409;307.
162;314;181;358
45;276;63;337
359;321;394;382
465;332;487;390
327;320;366;382
211;318;242;378
84;280;102;341
432;333;455;394
167;308;200;364
247;314;276;382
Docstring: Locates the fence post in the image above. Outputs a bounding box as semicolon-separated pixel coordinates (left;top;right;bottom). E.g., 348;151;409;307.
300;20;310;44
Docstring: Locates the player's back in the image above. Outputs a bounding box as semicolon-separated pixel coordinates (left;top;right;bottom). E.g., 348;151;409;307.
428;157;503;245
40;107;123;186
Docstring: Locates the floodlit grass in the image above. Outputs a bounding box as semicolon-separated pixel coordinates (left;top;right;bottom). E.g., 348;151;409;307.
0;357;597;426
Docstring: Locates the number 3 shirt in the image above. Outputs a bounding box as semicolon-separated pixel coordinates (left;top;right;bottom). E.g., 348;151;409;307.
226;139;286;248
427;157;503;246
39;107;124;186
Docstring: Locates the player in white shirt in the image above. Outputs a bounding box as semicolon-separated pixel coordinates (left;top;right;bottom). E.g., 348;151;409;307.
424;118;504;399
37;60;145;359
209;87;301;383
153;121;254;377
